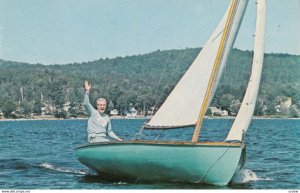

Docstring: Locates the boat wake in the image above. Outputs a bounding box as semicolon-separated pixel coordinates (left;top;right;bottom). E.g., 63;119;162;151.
39;162;88;175
231;168;273;184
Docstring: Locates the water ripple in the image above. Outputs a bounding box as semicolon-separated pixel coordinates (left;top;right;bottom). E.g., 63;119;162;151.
0;119;299;189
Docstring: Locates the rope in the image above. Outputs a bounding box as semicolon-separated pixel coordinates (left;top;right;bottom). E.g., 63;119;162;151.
132;49;190;138
152;52;171;107
154;130;165;141
131;125;145;140
152;49;189;110
198;145;230;183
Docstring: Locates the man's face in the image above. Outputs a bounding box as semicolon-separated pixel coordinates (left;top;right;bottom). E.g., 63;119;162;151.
97;100;106;113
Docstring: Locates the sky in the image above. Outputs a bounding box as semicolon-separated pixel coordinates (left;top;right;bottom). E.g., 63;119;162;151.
0;0;299;65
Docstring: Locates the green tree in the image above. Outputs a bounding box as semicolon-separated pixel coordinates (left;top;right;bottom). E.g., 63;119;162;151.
2;100;17;117
220;94;235;113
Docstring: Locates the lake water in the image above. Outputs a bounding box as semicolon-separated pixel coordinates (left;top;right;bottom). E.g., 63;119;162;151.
0;118;299;189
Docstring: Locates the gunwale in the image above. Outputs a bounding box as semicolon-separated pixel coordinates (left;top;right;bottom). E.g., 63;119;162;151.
76;140;244;149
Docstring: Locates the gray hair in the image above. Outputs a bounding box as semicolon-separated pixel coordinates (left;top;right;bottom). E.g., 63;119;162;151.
96;98;107;104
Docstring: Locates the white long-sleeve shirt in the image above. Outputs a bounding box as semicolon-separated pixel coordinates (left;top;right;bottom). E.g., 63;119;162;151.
84;92;121;143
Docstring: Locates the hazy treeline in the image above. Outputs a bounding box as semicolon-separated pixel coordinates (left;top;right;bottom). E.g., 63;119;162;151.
0;48;299;118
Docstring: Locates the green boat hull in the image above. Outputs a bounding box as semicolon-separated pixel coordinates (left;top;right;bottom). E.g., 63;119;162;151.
75;141;245;186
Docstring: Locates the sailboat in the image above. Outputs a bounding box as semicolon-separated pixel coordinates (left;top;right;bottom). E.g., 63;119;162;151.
75;0;266;186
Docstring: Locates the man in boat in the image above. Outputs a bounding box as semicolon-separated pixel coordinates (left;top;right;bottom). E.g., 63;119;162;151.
84;80;122;143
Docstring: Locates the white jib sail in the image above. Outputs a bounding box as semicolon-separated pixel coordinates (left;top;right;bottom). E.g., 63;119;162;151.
146;0;249;129
226;0;266;141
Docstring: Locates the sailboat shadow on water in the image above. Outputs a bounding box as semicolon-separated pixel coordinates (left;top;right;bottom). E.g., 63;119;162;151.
78;167;253;189
75;0;266;186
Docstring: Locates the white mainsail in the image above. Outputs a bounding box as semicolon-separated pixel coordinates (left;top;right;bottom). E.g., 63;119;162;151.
226;0;266;141
146;0;249;129
211;0;250;102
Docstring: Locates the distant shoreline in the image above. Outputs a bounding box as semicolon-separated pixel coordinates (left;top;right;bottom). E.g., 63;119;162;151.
0;115;152;121
1;115;300;122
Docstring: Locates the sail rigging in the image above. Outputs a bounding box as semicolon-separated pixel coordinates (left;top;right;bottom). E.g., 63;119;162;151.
145;0;249;130
192;0;250;142
226;0;266;141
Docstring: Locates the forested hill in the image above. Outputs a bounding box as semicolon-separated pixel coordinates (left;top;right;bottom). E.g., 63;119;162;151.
0;48;300;118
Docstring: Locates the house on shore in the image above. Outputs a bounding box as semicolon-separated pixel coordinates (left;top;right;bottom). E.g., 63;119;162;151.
208;107;228;116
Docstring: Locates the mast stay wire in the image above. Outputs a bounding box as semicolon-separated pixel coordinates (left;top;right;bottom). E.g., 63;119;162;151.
132;49;190;140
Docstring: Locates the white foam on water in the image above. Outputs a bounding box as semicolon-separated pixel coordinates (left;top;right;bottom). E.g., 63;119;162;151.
39;162;88;175
231;168;273;184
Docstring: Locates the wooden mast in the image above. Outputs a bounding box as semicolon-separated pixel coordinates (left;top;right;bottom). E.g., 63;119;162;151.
192;0;239;142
